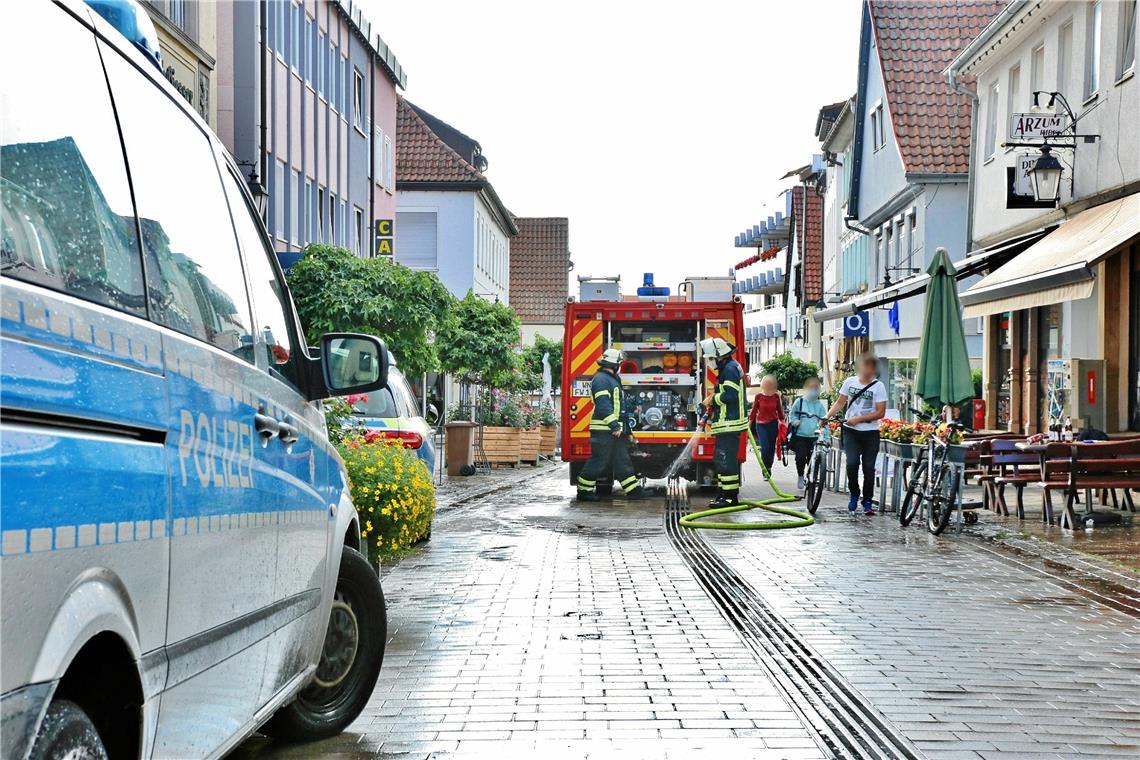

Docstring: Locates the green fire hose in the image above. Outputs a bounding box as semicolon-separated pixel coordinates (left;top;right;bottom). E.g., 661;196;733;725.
679;427;815;531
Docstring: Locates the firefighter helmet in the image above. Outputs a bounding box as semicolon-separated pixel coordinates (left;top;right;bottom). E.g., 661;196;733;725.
598;348;623;369
700;337;734;360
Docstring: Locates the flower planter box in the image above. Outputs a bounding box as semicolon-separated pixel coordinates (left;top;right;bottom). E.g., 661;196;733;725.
481;425;520;467
896;442;919;461
882;440;900;458
539;424;558;457
519;427;541;465
946;443;967;465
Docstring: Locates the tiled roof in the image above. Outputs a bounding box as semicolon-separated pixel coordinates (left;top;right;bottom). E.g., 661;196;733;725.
868;0;1005;174
509;218;569;325
395;97;483;184
790;187;824;304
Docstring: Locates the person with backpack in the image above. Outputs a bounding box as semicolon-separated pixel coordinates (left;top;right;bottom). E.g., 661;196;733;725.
827;354;888;515
787;377;828;492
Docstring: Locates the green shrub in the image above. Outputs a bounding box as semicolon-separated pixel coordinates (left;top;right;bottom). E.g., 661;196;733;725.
338;436;435;561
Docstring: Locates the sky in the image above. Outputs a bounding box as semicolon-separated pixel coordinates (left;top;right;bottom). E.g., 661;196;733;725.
363;0;863;295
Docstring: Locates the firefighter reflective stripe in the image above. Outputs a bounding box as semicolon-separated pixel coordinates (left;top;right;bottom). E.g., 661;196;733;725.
620;475;639;493
577;475;597;492
718;473;740;491
709;378;748;433
590;387;621;430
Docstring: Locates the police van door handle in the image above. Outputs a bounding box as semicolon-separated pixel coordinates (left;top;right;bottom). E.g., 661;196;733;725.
278;418;300;446
255;405;280;445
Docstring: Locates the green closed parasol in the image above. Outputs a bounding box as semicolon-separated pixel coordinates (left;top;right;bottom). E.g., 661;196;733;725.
914;247;974;407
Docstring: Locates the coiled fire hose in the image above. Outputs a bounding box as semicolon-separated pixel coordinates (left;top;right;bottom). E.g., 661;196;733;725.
679;423;815;531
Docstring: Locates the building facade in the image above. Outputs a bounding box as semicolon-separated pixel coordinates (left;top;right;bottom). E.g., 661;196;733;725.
510;217;571;344
143;0;217;128
393;98;517;304
950;0;1139;434
216;0;406;256
733;196;792;376
783;165;826;371
815;0;1004;417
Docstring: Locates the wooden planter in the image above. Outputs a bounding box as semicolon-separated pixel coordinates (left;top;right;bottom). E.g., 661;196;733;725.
519;427;541;465
539;424;558;456
481;425;520;466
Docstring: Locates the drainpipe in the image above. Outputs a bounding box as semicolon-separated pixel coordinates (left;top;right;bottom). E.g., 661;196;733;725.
948;68;978;253
258;0;267;209
369;49;375;258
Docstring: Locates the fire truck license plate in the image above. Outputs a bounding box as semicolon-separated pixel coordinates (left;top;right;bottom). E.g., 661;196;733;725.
572;379;591;397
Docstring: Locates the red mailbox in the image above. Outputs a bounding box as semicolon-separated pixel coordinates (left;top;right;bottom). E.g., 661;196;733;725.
972;399;986;431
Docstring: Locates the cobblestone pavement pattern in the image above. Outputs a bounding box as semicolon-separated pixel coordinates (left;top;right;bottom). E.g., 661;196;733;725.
235;458;1140;760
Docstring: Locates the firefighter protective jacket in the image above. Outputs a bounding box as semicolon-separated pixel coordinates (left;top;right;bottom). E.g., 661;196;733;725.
708;357;748;434
588;369;623;432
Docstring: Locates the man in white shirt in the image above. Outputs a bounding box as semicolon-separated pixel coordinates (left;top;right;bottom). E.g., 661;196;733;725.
827;354;888;515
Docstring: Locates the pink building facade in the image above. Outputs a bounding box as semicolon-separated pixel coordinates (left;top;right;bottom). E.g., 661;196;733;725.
216;0;405;257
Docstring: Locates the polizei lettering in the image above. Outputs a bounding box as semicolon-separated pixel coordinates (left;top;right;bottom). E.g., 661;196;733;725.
177;409;254;489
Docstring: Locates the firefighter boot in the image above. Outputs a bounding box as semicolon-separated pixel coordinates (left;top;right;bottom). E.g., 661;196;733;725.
576;490;601;502
706;490;740;508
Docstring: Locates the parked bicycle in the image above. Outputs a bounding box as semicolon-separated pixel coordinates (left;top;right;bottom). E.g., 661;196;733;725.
800;413;841;515
900;407;965;535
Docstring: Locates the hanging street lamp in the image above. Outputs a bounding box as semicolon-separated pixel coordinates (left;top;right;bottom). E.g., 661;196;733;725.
1028;145;1063;205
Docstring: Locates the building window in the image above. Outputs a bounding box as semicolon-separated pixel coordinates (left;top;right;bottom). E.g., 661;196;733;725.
339;201;347;248
384;136;394;191
168;0;186;29
329;192;336;244
328;43;336;109
303;18;312;84
274;158;286;240
373;126;384;185
353;69;364;132
275;0;285;58
1030;44;1045;103
290;169;300;245
984;81;999;159
1085;1;1102;98
317;186;325;241
1058;21;1073;97
1119;0;1137;80
290;2;300;72
317;32;325;96
303;179;312;244
354;207;363;255
869;103;884;151
907;208;918;261
1006;64;1021;147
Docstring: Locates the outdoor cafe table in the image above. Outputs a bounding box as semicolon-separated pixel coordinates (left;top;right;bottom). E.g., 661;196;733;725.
1014;440;1113;522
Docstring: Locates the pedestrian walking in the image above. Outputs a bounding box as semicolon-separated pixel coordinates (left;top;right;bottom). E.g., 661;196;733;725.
700;337;748;507
748;374;784;473
787;377;828;492
827;354;888;515
576;348;645;501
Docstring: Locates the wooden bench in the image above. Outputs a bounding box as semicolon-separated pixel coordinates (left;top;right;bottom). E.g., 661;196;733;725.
1042;440;1140;529
981;440;1064;518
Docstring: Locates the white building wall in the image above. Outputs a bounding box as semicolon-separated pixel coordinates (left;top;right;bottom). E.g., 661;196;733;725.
473;193;511;304
968;0;1140;245
396;190;476;298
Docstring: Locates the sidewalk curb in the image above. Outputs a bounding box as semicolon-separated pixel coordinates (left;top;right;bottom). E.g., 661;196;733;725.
436;462;568;514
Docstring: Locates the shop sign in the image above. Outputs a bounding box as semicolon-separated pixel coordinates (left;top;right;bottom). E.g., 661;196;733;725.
1008;113;1069;141
843;312;869;337
375;218;393;256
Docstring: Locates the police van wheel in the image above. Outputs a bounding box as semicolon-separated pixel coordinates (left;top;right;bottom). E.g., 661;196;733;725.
263;548;386;742
28;700;108;760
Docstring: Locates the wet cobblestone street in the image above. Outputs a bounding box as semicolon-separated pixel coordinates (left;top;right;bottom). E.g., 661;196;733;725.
236;460;1140;760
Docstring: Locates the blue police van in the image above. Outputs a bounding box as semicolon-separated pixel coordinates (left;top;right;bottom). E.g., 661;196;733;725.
1;1;390;757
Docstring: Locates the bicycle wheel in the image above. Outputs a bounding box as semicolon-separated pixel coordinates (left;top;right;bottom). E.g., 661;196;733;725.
927;467;959;535
899;458;927;526
805;450;825;515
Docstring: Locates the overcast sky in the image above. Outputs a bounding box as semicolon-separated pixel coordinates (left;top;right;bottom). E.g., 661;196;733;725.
364;0;863;295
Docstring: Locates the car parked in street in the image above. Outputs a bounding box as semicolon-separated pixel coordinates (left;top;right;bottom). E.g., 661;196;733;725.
348;361;438;475
1;1;390;757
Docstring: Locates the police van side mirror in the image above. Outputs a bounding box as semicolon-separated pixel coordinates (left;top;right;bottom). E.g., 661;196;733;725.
318;333;389;397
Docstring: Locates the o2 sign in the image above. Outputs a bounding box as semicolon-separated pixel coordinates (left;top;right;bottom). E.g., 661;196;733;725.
843;312;869;337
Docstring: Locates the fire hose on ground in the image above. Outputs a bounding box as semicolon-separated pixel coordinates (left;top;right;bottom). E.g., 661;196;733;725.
678;420;815;531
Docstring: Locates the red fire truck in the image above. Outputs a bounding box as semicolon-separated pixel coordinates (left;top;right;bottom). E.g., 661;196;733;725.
560;277;749;489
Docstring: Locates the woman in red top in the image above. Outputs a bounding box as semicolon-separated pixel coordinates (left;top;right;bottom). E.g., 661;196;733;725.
749;374;784;472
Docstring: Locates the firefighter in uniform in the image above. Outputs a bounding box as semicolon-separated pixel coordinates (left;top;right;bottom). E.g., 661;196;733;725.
576;348;645;502
700;337;747;507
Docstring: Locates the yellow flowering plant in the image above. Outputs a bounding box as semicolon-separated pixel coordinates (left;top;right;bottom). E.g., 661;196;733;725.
338;435;436;561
